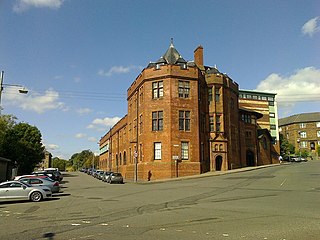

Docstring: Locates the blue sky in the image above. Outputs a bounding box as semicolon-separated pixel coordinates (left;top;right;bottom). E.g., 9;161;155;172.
1;0;319;159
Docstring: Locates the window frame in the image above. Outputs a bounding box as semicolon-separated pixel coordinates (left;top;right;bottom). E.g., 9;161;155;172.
154;142;162;160
152;81;163;99
181;142;189;160
178;80;190;98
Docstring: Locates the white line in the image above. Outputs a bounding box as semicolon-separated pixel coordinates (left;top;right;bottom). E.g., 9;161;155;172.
280;179;287;186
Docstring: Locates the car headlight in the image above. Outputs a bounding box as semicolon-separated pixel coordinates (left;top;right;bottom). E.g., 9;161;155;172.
43;189;50;192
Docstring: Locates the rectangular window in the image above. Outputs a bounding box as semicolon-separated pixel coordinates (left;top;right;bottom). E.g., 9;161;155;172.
178;81;190;98
181;142;189;160
208;88;213;102
317;130;320;137
215;87;221;102
317;122;320;128
152;111;163;131
300;141;307;148
270;125;276;130
152;81;163;99
300;131;307;138
209;116;214;132
216;114;221;132
179;110;191;131
269;113;275;118
299;123;306;128
154;142;161;160
139;115;143;134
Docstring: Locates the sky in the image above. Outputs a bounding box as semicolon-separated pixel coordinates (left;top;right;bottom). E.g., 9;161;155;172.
1;0;319;159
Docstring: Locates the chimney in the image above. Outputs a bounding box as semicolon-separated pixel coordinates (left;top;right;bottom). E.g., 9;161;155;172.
194;45;203;66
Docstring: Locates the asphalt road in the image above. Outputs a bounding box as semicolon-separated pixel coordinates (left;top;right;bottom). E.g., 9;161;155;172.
1;161;320;240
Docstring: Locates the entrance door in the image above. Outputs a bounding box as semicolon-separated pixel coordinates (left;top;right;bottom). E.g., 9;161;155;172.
215;156;223;171
246;150;255;166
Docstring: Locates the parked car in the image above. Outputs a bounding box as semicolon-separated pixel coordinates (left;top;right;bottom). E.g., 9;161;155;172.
97;171;105;180
102;171;113;182
19;177;60;193
0;181;52;202
108;173;124;184
32;170;63;182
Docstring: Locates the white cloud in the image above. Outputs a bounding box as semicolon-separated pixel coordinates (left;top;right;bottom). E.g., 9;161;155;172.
13;0;65;12
87;116;121;131
45;144;59;151
4;88;67;114
256;66;320;105
75;133;87;139
88;137;97;142
98;65;143;77
302;16;320;37
77;108;92;115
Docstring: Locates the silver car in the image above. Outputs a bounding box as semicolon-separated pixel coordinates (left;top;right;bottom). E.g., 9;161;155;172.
19;177;60;193
0;181;52;202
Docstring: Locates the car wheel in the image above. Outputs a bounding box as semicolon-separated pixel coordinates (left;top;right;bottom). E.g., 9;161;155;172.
30;191;43;202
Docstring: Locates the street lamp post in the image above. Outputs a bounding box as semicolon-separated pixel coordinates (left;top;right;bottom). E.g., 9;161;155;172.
0;71;28;114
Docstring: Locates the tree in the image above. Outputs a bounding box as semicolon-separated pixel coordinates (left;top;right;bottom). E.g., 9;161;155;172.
69;150;96;170
52;157;69;171
0;116;45;175
279;133;295;156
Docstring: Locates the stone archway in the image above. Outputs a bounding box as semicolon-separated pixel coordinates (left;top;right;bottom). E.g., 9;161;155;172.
215;155;223;171
246;150;255;166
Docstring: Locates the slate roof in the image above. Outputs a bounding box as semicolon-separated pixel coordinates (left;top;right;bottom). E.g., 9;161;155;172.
147;39;187;68
279;112;320;126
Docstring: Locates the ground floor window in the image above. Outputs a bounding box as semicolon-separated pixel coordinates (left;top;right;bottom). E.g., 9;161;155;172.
154;142;162;160
181;142;189;160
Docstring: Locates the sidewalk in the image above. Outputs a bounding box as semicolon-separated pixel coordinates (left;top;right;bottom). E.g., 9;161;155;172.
140;163;282;184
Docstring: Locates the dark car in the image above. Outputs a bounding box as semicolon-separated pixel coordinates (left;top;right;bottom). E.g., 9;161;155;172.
109;173;124;184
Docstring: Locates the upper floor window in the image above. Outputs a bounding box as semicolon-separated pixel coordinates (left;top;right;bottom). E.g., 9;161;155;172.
178;81;190;98
299;123;306;128
209;116;214;132
216;114;221;132
208;88;213;102
300;131;307;138
179;110;190;131
152;81;163;99
317;130;320;138
215;87;221;102
317;122;320;128
269;113;275;118
152;111;163;131
181;142;189;160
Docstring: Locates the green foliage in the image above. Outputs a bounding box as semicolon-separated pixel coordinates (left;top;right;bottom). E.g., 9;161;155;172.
52;157;69;171
317;145;320;156
279;133;295;156
0;115;44;175
69;149;96;170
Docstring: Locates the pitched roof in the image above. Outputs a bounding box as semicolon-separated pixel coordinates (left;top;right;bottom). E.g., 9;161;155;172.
279;112;320;126
147;39;187;68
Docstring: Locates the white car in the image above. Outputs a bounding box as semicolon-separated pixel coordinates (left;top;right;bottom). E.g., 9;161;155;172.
0;181;52;202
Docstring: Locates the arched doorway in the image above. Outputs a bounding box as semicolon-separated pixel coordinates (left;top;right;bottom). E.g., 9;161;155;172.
215;155;223;171
246;150;255;166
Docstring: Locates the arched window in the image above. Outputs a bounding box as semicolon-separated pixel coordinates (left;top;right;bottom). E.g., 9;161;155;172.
123;151;127;165
219;144;223;151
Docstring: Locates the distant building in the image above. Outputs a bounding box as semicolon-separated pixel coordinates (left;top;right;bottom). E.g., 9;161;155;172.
99;42;278;181
37;151;52;169
279;112;320;159
239;90;280;152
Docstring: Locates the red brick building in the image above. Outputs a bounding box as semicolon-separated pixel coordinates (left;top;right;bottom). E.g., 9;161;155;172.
99;42;276;181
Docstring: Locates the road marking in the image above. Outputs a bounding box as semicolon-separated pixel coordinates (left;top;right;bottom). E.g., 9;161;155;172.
280;179;287;186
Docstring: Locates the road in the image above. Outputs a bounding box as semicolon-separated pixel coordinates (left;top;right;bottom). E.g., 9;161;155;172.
1;161;320;240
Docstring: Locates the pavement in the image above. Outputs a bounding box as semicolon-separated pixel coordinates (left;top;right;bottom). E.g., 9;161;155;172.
139;162;284;184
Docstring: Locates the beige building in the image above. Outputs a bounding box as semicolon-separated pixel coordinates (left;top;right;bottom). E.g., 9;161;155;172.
279;112;320;159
